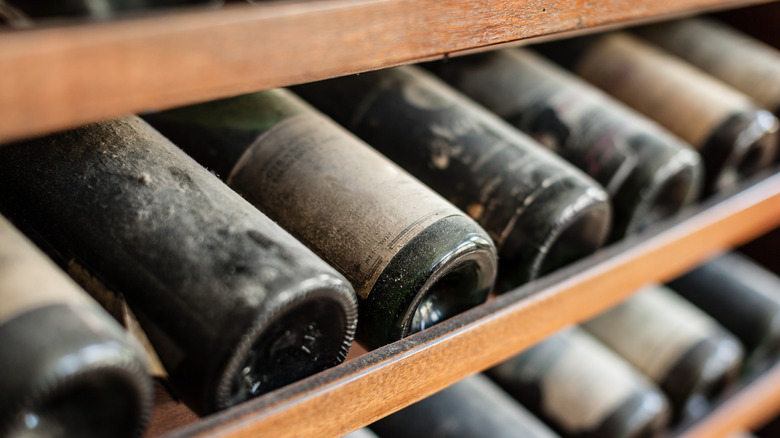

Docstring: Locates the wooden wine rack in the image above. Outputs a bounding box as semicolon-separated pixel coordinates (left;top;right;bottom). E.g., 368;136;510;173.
3;1;780;437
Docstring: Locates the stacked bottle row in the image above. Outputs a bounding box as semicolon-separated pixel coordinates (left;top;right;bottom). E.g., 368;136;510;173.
356;252;780;438
0;0;223;24
1;14;780;438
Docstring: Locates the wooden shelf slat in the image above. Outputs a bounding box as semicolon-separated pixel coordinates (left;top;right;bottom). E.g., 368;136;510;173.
0;0;773;143
145;173;780;438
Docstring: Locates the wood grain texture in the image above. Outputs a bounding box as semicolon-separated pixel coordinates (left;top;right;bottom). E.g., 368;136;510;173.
0;0;773;143
144;385;199;438
146;171;780;438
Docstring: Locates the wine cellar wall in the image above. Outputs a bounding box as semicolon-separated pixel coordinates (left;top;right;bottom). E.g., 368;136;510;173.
2;1;780;438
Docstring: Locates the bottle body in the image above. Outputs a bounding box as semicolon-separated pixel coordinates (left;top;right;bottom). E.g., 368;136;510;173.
636;18;780;116
144;89;498;349
293;66;611;287
538;32;778;193
582;284;744;420
371;374;560;438
668;252;780;374
0;117;359;415
5;0;221;21
345;429;380;438
488;327;671;438
429;49;703;238
0;214;153;438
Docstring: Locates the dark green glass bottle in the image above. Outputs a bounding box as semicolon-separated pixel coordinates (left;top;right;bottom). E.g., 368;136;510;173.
488;327;671;438
582;284;744;421
537;32;778;194
429;49;703;238
0;117;359;415
370;374;561;438
143;89;498;349
0;214;153;438
668;252;780;374
292;66;611;288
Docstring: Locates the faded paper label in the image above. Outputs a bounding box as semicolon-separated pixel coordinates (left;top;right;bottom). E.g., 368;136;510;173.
583;284;716;381
640;18;780;112
0;216;89;325
575;32;752;147
229;110;458;298
540;328;639;433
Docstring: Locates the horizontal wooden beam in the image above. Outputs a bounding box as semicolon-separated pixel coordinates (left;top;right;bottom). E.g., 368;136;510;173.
0;0;773;143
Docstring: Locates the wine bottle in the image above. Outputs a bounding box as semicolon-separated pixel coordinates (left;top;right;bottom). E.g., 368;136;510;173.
4;0;221;20
428;49;704;238
0;214;153;438
582;284;744;420
370;374;560;438
0;117;359;415
537;32;779;193
292;66;611;287
668;252;780;374
488;327;670;438
143;89;498;349
636;18;780;117
0;0;29;27
344;429;380;438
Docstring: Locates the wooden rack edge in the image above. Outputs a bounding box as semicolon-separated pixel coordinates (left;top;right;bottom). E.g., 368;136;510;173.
151;173;780;438
0;0;773;144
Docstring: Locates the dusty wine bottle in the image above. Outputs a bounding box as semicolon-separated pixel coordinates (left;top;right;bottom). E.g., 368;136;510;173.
428;49;704;238
370;374;561;438
636;18;780;117
4;0;221;20
292;66;611;287
0;214;153;438
668;252;780;374
0;117;359;415
143;89;498;349
582;284;744;420
537;32;779;193
488;327;671;438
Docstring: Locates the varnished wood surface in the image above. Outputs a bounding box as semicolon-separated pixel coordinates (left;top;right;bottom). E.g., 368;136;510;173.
142;173;780;438
0;0;773;144
144;385;199;438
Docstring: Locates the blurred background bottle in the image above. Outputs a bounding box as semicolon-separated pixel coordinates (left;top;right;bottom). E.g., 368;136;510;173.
429;48;703;238
2;0;221;21
636;18;780;118
488;327;670;438
537;32;778;194
668;252;780;374
582;284;744;420
370;374;561;438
